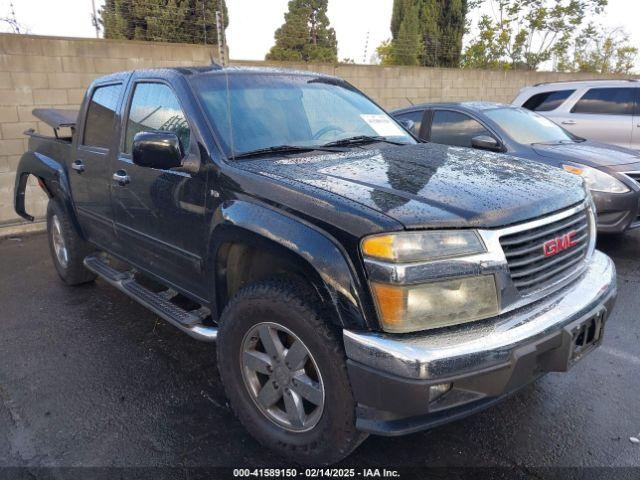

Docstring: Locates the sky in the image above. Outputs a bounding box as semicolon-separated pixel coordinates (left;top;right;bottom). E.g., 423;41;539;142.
1;0;639;68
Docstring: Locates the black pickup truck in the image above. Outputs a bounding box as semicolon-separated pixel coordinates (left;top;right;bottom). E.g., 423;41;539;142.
14;66;617;465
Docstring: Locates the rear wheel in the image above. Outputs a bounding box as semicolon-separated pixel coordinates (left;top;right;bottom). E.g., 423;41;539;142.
217;279;367;465
46;200;96;285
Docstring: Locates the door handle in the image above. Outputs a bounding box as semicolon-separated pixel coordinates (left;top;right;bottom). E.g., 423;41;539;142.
112;170;130;186
71;160;85;173
561;120;576;125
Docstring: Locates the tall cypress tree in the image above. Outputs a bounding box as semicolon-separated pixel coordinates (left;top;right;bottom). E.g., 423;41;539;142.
392;2;423;65
386;0;469;67
101;0;229;45
266;0;338;63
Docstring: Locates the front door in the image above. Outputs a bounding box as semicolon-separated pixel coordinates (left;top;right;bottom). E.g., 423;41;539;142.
111;81;208;298
69;82;123;248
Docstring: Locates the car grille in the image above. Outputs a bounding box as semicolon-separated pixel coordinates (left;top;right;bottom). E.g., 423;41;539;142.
500;207;591;295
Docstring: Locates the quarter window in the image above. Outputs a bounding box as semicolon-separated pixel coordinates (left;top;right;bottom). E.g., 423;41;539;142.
83;84;122;148
571;88;635;115
522;90;575;112
430;111;491;148
125;83;190;154
394;111;424;137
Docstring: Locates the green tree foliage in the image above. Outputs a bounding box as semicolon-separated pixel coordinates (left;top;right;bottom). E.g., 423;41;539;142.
266;0;338;63
101;0;228;44
379;0;471;67
557;24;637;74
462;0;608;71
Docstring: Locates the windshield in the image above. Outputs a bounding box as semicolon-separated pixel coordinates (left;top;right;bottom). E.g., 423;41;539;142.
190;73;415;157
485;107;577;144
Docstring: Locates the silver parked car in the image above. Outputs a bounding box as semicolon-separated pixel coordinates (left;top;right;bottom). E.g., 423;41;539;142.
512;79;640;149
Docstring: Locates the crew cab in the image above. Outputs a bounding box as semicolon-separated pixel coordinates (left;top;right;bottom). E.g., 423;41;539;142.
14;66;617;465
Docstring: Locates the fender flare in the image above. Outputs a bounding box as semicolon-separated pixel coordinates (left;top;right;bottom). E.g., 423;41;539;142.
14;152;80;231
209;200;369;330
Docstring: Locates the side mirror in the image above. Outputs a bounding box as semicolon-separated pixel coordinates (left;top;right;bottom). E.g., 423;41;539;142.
132;131;183;170
471;135;502;152
398;119;415;132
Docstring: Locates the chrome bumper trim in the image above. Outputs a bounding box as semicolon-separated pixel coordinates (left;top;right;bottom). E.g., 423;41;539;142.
344;250;616;380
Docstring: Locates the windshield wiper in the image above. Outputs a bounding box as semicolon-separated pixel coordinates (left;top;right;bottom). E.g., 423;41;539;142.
322;135;407;147
232;144;343;160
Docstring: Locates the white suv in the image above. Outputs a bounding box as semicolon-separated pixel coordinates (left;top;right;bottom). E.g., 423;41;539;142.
512;80;640;149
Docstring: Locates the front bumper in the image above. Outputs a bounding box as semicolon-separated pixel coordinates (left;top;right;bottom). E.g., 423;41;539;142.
343;250;617;435
592;190;640;233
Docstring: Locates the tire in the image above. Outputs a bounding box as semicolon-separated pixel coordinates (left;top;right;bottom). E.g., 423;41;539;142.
46;200;97;286
217;279;367;465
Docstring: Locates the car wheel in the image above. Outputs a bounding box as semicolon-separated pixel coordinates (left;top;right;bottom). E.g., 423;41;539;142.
217;278;367;465
46;200;97;286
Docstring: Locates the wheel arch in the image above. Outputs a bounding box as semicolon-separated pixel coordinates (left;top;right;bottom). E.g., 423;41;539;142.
208;200;369;330
14;151;82;235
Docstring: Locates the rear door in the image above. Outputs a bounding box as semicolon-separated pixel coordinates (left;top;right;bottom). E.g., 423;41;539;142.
561;87;634;147
111;79;208;298
70;82;124;247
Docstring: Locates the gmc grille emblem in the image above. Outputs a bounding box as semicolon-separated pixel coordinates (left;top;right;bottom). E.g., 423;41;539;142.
543;231;578;258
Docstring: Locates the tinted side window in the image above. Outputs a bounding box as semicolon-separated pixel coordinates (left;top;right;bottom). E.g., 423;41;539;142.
83;84;122;148
571;88;635;115
430;111;490;147
395;110;424;137
522;90;574;112
125;83;190;154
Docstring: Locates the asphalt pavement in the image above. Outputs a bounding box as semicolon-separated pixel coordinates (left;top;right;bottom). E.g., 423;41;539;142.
0;232;638;473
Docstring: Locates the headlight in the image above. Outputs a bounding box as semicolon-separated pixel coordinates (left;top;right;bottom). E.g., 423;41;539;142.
361;230;485;263
370;276;499;333
562;164;629;193
361;231;498;333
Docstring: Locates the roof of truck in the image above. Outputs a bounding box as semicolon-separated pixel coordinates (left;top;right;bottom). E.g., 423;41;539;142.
93;65;340;84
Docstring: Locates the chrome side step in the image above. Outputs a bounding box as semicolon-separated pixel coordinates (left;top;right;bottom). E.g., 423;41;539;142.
83;255;218;342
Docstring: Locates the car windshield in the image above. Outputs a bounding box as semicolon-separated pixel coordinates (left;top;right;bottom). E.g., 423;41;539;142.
190;73;415;158
485;107;577;145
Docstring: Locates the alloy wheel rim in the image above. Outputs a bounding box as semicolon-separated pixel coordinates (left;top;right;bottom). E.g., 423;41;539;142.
51;215;69;269
240;322;325;432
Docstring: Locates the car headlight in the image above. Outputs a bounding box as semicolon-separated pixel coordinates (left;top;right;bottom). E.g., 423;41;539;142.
361;231;499;333
361;230;485;263
562;164;629;194
369;276;499;333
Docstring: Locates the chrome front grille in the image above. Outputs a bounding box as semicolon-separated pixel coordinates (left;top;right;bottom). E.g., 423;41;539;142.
500;207;591;295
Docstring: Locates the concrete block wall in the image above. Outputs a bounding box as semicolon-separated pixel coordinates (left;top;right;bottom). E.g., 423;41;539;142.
0;33;218;234
232;60;629;111
0;33;630;236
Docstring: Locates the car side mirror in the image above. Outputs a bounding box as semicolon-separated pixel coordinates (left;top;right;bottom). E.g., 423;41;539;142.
132;131;183;170
471;135;501;152
398;119;415;132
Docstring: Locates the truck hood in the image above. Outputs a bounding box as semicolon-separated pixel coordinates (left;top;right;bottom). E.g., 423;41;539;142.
532;141;640;167
237;143;585;229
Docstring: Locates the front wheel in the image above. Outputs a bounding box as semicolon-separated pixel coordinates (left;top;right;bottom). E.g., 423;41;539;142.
217;279;367;465
46;200;96;286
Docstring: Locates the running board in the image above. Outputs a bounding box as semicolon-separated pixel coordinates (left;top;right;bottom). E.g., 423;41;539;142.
83;255;218;342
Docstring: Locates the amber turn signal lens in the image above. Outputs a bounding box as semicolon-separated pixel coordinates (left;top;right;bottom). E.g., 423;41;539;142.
361;235;396;261
563;165;584;175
